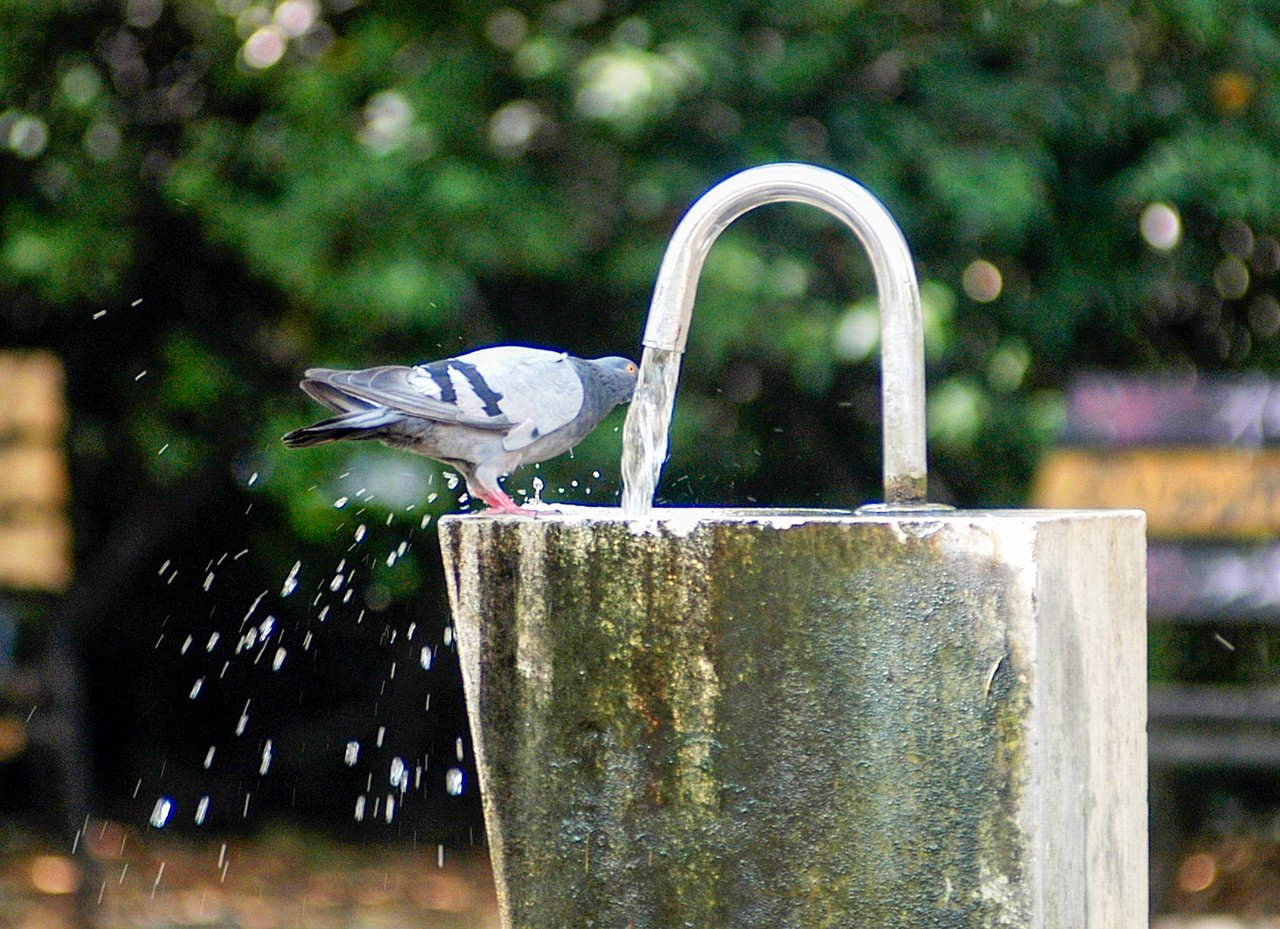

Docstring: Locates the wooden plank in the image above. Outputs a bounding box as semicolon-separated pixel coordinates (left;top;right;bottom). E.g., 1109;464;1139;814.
0;512;71;591
0;445;69;509
0;351;65;442
1033;447;1280;538
1063;375;1280;446
1148;542;1280;621
0;351;71;591
1149;685;1280;769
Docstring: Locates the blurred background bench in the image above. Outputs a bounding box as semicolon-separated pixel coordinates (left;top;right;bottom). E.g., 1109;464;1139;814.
1034;374;1280;913
0;351;99;924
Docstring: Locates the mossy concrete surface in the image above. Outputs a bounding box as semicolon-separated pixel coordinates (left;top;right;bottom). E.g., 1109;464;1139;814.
439;507;1146;929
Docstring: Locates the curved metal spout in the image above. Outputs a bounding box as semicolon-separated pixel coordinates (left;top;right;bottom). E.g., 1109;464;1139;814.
620;163;928;516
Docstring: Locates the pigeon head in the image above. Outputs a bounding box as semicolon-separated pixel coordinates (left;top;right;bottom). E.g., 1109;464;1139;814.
586;356;639;409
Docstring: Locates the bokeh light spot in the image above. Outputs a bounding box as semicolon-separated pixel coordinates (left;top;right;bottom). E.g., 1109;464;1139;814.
961;259;1002;303
84;121;122;162
1248;295;1280;338
7;114;49;159
485;8;527;50
488;100;541;157
1212;71;1254;114
1176;851;1216;894
358;90;416;154
243;25;287;69
273;0;317;38
1213;255;1250;300
1139;202;1181;251
30;856;79;895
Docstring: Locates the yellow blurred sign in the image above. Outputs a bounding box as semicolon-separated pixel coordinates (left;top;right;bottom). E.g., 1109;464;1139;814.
0;351;71;591
1033;447;1280;539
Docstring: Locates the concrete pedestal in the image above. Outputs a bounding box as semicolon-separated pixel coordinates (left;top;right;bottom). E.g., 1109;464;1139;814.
440;507;1147;929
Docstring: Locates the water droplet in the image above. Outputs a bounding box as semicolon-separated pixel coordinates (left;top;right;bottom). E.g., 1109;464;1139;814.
376;726;385;748
157;559;171;576
149;798;173;829
180;635;193;655
354;796;366;822
203;746;215;769
443;627;454;647
259;616;275;638
455;737;464;761
203;572;215;592
385;551;397;567
206;632;220;652
419;647;432;670
259;740;273;776
354;524;367;542
445;767;465;796
344;741;360;766
195;796;210;825
389;757;407;789
248;472;259;486
420;514;431;529
189;678;204;699
243;590;267;624
334;496;349;509
384;794;395;823
281;561;302;597
271;647;286;671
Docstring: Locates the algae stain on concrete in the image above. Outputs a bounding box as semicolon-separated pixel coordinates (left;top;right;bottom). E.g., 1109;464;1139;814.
440;510;1130;929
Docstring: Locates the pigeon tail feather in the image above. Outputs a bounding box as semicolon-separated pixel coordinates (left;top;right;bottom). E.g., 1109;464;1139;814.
281;409;403;448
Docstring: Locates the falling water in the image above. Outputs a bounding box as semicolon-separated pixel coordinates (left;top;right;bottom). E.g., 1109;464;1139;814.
620;346;684;517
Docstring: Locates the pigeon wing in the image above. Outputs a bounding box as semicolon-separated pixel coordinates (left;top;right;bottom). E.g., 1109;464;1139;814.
301;365;510;428
451;347;586;451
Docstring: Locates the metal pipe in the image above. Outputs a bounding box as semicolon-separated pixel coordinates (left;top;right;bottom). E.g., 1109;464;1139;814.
628;163;929;505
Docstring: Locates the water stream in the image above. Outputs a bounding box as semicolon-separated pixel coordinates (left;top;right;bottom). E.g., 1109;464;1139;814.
620;346;683;517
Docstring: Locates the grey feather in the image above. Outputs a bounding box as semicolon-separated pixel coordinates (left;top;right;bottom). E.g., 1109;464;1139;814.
283;345;638;511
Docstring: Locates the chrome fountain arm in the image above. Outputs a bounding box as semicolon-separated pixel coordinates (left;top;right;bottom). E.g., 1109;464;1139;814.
621;163;929;515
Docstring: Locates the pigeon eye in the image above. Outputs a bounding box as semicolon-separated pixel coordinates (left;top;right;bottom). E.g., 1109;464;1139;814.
626;363;637;374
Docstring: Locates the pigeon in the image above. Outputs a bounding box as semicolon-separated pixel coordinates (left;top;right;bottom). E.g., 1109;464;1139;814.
282;345;638;513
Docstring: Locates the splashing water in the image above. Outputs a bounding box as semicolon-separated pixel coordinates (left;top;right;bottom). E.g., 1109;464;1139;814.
149;797;173;828
445;767;465;796
621;346;684;518
280;561;302;598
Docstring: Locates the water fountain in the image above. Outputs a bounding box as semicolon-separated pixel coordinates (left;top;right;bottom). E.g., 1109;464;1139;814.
440;164;1146;928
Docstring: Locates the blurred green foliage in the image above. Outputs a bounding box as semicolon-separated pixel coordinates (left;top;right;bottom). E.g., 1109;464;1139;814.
3;0;1279;518
2;0;1280;823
